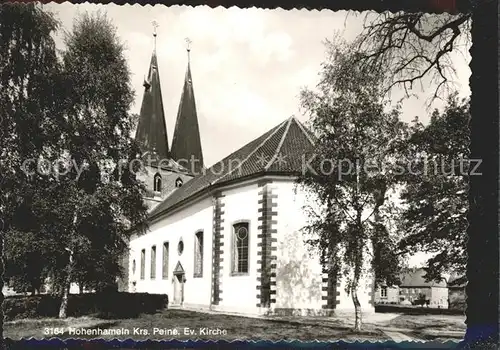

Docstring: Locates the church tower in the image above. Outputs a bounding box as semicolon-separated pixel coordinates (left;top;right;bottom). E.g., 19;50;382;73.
134;24;194;210
134;24;169;160
170;39;205;175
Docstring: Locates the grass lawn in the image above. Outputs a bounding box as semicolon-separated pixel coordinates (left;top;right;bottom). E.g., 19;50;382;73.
5;309;388;341
382;314;466;341
4;309;466;342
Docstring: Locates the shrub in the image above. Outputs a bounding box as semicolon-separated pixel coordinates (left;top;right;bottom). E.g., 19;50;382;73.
3;292;169;321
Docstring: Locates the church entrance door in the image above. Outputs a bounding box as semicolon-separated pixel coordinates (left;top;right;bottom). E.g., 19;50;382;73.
173;273;185;305
172;261;185;306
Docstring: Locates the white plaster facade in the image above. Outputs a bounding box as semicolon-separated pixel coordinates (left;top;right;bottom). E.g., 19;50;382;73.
127;175;375;316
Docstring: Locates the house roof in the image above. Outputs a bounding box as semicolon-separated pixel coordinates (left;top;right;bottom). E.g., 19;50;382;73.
170;48;204;175
148;116;315;220
399;268;448;288
447;274;467;288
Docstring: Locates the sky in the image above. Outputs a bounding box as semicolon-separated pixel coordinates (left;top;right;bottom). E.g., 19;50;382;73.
46;3;471;168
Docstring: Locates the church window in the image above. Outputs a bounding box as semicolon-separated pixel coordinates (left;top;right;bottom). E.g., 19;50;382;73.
154;173;162;192
178;238;184;255
140;249;145;280
162;242;169;279
150;245;157;279
132;259;136;275
194;231;204;277
381;286;387;298
175;177;183;188
232;222;249;274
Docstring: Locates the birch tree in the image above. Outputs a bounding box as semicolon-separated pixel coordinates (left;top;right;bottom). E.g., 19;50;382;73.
299;38;407;330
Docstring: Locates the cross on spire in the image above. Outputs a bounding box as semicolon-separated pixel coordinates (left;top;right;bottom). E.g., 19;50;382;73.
185;37;192;63
152;21;159;50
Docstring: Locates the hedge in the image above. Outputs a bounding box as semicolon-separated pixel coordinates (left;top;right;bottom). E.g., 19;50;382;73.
374;304;464;315
3;292;169;321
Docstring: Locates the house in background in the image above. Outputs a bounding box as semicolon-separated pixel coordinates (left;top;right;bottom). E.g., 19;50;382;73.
374;285;399;304
374;268;449;308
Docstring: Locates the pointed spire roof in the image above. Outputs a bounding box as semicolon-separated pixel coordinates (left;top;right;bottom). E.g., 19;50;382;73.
135;25;169;160
170;40;204;175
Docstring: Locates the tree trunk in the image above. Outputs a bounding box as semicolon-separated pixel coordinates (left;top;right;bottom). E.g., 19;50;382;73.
79;283;84;294
60;211;78;318
58;249;74;319
352;285;362;331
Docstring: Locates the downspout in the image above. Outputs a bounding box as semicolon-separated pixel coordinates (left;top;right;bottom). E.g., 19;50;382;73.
209;191;216;310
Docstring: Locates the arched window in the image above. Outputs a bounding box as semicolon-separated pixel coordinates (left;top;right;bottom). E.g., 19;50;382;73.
194;231;204;277
232;222;249;274
175;177;183;188
153;173;162;192
162;242;169;279
140;249;146;280
150;245;157;279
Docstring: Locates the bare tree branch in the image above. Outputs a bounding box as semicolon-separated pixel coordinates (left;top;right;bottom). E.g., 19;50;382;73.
353;11;471;107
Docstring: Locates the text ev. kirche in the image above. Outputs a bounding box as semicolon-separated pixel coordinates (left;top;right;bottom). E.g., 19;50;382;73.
44;326;228;337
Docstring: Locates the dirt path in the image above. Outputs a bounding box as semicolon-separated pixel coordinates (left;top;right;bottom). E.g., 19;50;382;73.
382;330;418;342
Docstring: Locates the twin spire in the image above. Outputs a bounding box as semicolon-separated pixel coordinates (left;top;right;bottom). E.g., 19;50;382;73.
134;24;204;174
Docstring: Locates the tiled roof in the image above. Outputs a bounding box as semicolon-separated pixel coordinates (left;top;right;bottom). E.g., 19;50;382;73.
170;51;204;175
149;116;315;220
399;268;448;288
135;52;170;160
447;274;467;288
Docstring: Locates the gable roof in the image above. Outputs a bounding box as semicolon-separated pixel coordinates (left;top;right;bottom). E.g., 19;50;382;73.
173;261;185;274
399;268;447;288
148;116;315;221
447;273;467;288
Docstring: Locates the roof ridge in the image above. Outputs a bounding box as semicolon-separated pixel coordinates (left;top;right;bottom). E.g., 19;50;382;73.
264;116;293;171
293;116;316;147
212;119;289;185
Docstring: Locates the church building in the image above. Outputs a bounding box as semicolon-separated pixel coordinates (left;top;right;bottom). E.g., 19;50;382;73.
123;31;375;316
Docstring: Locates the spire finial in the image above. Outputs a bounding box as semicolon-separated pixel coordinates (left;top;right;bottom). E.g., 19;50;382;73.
152;21;159;51
185;37;192;62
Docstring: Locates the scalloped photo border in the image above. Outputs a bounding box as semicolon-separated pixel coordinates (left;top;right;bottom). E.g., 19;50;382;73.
1;0;497;348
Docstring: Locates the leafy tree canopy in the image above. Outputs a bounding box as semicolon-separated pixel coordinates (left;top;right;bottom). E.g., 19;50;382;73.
398;94;469;283
1;6;148;306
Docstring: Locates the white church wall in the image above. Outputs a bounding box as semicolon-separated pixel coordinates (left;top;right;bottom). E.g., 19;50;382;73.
274;180;324;311
275;180;375;313
218;183;261;314
128;174;375;315
128;196;213;307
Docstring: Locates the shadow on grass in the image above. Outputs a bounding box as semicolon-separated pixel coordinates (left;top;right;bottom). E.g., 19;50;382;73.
384;314;466;332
